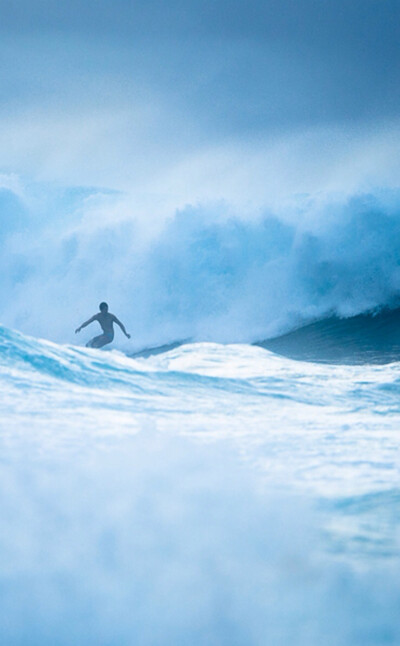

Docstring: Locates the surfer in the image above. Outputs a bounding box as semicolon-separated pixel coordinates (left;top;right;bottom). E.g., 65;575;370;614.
75;302;131;348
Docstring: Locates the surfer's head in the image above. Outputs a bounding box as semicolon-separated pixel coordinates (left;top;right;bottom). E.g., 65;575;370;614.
99;302;108;312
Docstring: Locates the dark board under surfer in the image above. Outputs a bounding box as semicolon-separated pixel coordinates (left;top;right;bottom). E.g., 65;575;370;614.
75;302;131;348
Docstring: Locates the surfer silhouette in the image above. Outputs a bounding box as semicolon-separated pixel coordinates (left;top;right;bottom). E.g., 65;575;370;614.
75;302;131;348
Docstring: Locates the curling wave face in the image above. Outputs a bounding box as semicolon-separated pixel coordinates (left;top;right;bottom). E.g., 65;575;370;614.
259;307;400;364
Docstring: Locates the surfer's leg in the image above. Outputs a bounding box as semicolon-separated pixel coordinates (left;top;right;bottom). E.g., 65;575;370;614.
86;334;103;348
87;334;112;349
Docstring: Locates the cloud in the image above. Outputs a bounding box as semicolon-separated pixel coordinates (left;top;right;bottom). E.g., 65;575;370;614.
2;1;400;140
0;2;400;235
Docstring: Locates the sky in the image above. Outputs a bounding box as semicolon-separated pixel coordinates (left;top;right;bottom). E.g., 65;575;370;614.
0;0;400;207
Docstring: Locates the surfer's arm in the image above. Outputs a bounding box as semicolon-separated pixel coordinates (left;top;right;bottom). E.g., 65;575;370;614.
75;315;97;333
113;316;131;339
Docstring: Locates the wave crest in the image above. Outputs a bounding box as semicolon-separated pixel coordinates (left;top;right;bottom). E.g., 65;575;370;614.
2;186;400;346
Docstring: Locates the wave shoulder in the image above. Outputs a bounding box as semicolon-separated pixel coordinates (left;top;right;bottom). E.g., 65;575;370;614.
256;308;400;365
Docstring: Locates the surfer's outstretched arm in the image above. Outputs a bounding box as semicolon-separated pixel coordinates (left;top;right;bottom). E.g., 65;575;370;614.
75;315;97;333
112;316;131;339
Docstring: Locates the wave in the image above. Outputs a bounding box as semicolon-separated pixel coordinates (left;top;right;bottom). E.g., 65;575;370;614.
2;182;400;347
0;325;275;398
2;324;400;644
2;432;400;646
258;307;400;364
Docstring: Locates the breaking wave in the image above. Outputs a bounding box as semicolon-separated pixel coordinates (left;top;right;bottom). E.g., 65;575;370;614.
1;181;400;350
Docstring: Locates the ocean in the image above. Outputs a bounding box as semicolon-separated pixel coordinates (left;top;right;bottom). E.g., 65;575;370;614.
1;186;400;644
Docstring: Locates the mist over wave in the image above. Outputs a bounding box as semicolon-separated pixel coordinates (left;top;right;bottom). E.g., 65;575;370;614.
2;178;400;348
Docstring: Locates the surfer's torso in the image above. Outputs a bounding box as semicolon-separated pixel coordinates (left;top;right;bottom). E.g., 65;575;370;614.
95;312;116;337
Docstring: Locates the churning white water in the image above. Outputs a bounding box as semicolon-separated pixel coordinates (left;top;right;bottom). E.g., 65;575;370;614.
1;324;400;645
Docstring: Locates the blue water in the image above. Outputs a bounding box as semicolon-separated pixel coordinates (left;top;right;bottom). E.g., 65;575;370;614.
2;184;400;643
1;323;400;645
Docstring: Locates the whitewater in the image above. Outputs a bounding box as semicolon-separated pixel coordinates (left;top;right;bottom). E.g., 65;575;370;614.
2;183;400;644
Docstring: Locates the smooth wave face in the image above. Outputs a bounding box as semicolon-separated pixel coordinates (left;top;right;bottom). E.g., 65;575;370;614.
1;325;400;644
258;307;400;364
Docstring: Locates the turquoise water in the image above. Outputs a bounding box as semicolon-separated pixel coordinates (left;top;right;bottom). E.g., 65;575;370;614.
1;325;399;644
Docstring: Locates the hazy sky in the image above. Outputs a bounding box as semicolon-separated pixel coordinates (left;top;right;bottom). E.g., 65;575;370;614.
1;0;400;204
